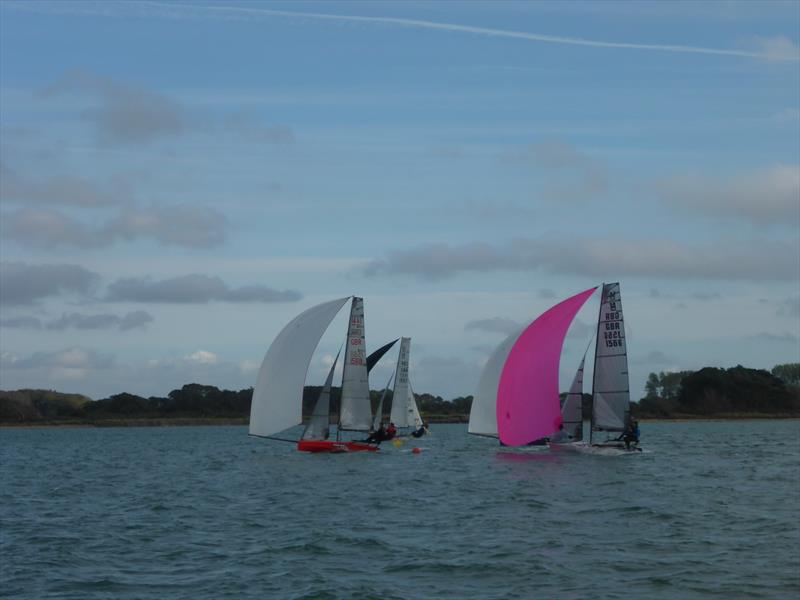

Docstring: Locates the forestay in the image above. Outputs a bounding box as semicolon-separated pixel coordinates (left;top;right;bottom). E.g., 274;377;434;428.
496;287;597;447
591;282;630;432
339;297;373;431
468;329;522;437
249;297;350;438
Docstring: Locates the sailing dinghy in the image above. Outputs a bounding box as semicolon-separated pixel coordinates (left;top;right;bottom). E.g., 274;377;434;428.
249;296;380;453
587;282;636;449
551;283;641;453
388;337;424;435
468;287;597;446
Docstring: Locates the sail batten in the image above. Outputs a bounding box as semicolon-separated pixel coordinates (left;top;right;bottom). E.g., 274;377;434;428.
249;297;350;438
496;287;597;447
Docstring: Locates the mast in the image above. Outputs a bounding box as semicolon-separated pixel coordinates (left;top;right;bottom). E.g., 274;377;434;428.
589;283;604;445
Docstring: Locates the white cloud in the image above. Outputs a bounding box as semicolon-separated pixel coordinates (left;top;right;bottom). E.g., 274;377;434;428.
185;350;219;365
464;317;521;336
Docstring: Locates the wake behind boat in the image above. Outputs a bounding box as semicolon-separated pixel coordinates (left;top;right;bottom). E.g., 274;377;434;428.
249;296;382;453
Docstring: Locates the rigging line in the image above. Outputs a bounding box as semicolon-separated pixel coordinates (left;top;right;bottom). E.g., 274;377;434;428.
248;434;297;444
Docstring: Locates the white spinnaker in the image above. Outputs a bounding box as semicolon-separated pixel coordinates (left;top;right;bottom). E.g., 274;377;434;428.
591;283;630;431
302;348;340;441
339;297;373;431
468;328;524;436
390;337;414;427
561;354;586;440
249;297;350;438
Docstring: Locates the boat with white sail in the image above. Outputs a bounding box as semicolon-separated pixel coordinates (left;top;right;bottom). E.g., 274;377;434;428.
249;296;381;453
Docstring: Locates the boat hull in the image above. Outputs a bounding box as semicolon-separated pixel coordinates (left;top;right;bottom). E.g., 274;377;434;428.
296;440;379;453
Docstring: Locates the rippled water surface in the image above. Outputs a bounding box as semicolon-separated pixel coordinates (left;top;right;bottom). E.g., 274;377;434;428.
2;421;799;599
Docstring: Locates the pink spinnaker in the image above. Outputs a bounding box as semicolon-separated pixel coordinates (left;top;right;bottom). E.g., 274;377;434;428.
497;287;597;447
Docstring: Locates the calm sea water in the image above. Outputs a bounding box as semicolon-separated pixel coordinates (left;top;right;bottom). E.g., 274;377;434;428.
1;421;798;599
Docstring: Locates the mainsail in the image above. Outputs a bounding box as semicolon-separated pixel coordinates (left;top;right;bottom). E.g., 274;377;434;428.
389;337;421;429
468;329;522;437
496;287;597;447
249;297;350;438
372;373;394;431
301;348;340;441
339;297;373;431
408;382;422;429
591;282;630;433
561;353;587;441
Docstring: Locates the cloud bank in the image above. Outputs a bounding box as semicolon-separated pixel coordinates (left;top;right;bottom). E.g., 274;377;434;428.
2;205;227;249
41;70;186;144
655;165;800;226
363;236;799;282
0;262;99;305
106;274;302;303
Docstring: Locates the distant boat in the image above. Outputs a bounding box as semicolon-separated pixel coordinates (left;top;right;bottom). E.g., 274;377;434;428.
249;296;381;453
388;337;424;434
556;351;587;443
468;287;597;446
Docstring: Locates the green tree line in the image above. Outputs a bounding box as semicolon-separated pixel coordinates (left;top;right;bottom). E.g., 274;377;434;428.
2;363;797;424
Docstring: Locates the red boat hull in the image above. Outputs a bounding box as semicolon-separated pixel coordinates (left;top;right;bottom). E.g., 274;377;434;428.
296;440;379;453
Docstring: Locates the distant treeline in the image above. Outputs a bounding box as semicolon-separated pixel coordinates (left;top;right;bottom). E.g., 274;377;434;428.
635;364;799;418
1;363;797;424
0;384;473;424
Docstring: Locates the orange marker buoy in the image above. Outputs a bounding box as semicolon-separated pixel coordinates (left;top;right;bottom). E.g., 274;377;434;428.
412;447;422;454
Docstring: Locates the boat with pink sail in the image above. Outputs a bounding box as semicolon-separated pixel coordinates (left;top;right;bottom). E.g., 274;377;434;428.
468;283;641;452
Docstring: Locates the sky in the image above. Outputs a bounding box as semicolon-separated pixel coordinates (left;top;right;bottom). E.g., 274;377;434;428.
1;0;798;402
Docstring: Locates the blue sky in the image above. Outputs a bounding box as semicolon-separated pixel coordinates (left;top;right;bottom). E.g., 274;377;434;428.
1;0;798;401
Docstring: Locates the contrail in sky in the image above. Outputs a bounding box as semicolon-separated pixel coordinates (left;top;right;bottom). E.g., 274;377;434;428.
6;0;799;61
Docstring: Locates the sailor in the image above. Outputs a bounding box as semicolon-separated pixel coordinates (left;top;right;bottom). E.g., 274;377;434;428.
618;419;638;450
385;422;397;440
365;424;386;444
550;424;573;444
411;422;429;438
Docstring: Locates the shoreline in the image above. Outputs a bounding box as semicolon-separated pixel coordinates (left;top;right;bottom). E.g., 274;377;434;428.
2;415;798;429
